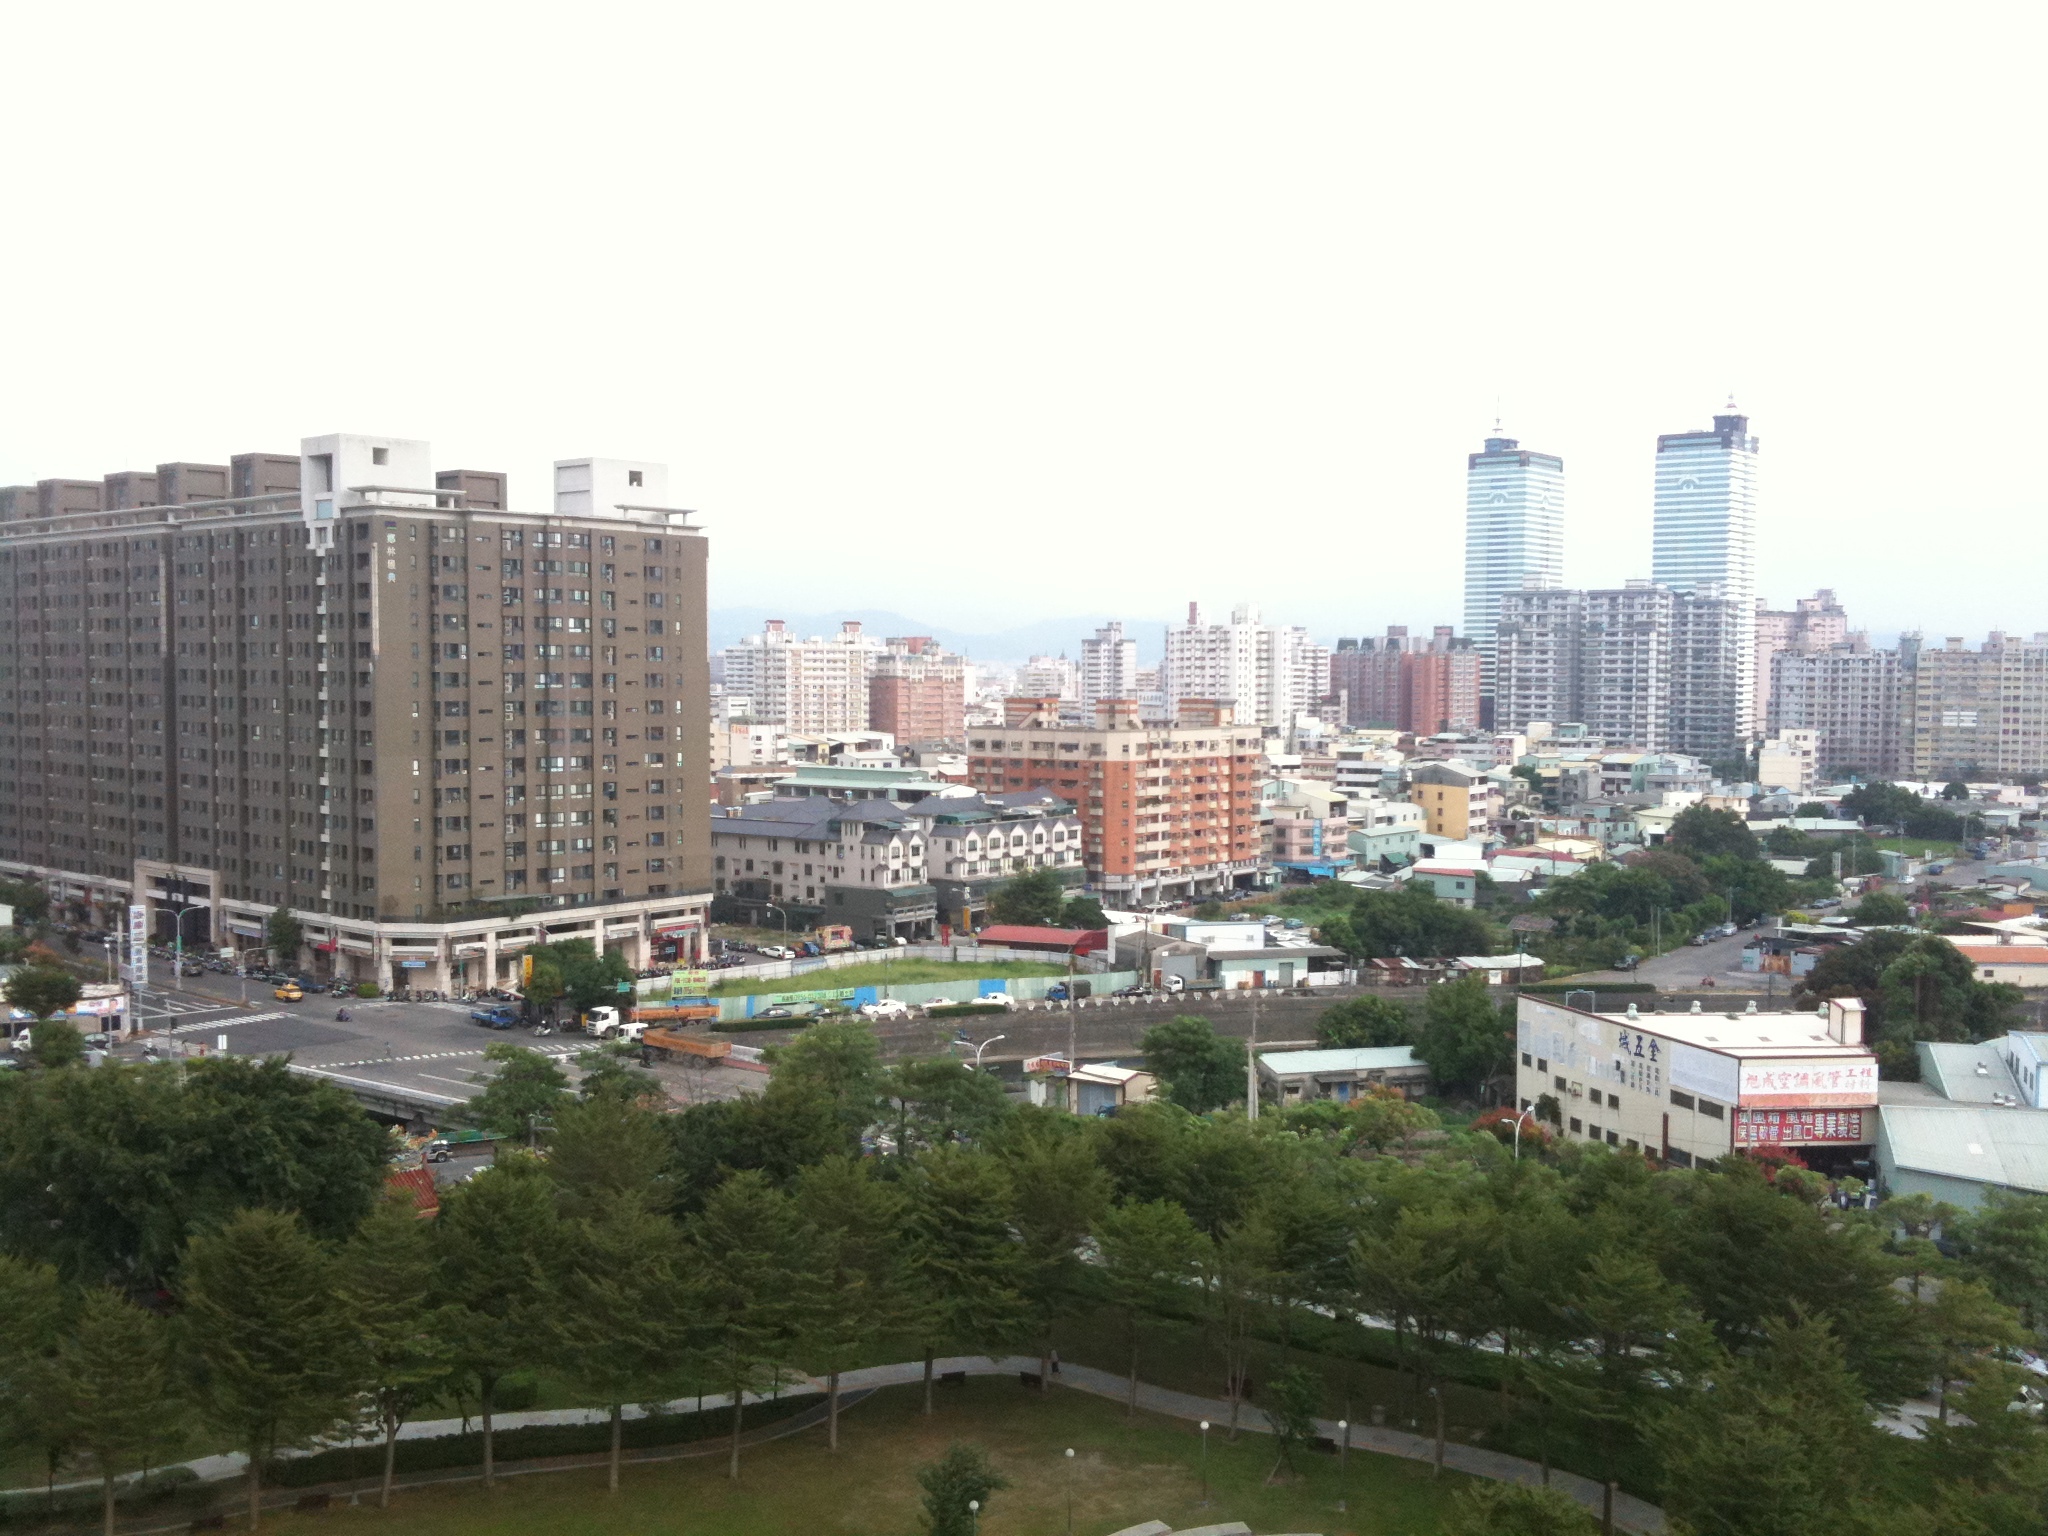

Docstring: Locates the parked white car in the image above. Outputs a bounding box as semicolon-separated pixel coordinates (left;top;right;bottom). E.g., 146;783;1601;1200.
978;992;1018;1010
858;999;911;1020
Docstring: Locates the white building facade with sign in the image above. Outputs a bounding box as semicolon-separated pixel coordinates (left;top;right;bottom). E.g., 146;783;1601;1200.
1515;994;1877;1167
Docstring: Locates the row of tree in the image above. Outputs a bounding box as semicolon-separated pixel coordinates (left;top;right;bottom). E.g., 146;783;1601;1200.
8;1014;2048;1535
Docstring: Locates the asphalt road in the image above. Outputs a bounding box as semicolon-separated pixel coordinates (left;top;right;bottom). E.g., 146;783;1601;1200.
1570;925;1764;989
117;979;586;1114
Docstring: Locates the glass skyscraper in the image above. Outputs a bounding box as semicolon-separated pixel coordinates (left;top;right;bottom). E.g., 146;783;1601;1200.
1463;430;1565;706
1653;408;1761;739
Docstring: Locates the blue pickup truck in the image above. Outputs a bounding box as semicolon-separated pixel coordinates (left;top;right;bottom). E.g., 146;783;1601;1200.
470;1004;520;1030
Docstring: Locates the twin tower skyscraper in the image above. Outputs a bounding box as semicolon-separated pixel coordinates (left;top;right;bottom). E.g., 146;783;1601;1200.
1461;408;1763;747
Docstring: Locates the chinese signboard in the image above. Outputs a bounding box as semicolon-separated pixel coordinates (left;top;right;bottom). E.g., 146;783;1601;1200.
127;904;149;987
1736;1107;1868;1145
1611;1028;1666;1096
1736;1057;1878;1107
1670;1043;1740;1103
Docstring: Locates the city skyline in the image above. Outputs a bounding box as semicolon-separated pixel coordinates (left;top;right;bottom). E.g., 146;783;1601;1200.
6;10;2046;644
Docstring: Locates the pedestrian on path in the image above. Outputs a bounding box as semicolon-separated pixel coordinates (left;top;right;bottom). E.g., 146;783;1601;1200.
1050;1350;1060;1376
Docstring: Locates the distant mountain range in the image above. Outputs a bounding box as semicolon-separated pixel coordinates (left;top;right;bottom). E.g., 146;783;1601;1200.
708;607;1168;665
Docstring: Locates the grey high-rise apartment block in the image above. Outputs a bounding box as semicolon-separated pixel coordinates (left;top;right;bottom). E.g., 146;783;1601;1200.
1079;621;1140;711
1653;408;1760;737
1494;579;1746;757
1768;637;1902;779
1463;431;1564;704
0;434;711;993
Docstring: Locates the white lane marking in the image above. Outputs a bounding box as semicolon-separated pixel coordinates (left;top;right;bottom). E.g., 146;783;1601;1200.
169;1011;290;1036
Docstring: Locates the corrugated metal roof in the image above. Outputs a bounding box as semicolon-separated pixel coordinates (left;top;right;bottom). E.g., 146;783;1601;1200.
1918;1041;2021;1104
1953;946;2048;965
1258;1046;1423;1076
1880;1104;2048;1193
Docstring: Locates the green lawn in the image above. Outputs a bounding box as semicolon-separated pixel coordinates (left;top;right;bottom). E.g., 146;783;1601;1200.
707;959;1067;998
248;1377;1464;1536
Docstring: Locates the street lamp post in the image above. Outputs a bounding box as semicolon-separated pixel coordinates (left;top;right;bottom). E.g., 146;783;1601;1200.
1064;1447;1075;1534
100;934;116;984
970;1033;1006;1070
967;1499;978;1535
1336;1417;1349;1511
1511;1106;1539;1161
1197;1420;1210;1506
172;903;207;987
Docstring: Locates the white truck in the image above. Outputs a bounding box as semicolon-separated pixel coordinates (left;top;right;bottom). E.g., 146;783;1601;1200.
582;1006;646;1043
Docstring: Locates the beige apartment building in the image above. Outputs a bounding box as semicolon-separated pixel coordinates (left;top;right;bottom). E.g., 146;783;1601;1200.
1906;632;2048;780
0;434;711;991
719;619;878;733
1515;994;1878;1167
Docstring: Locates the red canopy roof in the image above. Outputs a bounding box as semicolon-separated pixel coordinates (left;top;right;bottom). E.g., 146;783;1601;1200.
974;925;1107;953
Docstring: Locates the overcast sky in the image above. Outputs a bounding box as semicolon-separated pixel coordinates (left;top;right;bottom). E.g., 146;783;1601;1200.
3;4;2039;650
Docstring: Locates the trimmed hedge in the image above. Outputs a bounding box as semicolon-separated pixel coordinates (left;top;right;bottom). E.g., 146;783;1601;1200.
0;1467;198;1528
263;1394;820;1488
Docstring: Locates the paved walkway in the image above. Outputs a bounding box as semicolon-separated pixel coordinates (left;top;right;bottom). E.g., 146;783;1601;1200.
18;1356;1665;1534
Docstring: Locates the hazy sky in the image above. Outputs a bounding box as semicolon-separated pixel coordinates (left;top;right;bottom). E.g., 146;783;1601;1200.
4;4;2040;649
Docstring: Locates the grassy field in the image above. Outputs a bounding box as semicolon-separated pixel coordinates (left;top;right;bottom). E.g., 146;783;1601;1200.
242;1377;1463;1536
707;959;1067;998
1875;837;1961;859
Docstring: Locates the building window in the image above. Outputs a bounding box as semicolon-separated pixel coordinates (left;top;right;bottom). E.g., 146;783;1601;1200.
1669;1090;1696;1111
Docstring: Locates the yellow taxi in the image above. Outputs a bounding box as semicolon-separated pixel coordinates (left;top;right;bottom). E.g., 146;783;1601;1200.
274;983;305;1002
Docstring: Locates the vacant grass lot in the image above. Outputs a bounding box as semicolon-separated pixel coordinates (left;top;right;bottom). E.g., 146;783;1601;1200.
1874;836;1960;859
707;959;1067;998
244;1378;1462;1536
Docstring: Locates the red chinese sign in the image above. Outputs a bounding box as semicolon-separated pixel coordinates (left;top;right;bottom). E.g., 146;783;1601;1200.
1735;1108;1867;1146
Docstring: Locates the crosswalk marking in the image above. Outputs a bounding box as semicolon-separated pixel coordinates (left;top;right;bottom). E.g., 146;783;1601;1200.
169;1011;290;1036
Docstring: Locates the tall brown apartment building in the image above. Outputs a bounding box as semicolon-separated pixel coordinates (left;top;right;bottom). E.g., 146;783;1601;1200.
0;433;710;992
867;636;965;746
1331;627;1481;734
965;698;1262;907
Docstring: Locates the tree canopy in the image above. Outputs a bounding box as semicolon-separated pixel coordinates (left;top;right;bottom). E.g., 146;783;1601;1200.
1140;1015;1244;1114
0;1055;387;1288
985;867;1103;930
1667;803;1760;862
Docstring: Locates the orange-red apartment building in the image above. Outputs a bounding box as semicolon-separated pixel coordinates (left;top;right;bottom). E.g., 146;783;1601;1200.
966;698;1264;908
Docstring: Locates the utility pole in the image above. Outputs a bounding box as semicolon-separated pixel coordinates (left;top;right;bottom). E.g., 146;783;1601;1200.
1245;987;1260;1120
